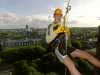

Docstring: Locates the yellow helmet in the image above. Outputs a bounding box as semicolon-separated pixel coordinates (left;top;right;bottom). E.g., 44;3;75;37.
54;8;63;16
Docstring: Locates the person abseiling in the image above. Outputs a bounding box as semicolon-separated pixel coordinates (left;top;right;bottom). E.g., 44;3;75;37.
46;8;70;55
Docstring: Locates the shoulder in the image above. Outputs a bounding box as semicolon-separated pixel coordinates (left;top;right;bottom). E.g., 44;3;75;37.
48;23;52;27
48;22;54;28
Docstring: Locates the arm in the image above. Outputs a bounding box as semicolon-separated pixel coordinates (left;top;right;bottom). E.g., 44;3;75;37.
88;55;100;68
71;49;100;68
55;48;82;75
64;56;82;75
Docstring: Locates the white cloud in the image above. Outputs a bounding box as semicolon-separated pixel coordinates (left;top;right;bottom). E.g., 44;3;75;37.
0;12;49;29
68;0;100;27
0;11;99;29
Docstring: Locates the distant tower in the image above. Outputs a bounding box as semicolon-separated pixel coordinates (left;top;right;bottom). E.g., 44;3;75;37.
26;24;29;31
25;24;30;38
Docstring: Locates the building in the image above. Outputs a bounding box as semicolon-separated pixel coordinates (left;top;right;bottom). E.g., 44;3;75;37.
0;39;42;48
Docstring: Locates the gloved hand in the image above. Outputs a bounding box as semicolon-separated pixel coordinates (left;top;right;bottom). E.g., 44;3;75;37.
55;47;67;63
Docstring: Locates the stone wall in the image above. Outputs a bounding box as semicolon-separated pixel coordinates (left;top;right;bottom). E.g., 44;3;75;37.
96;26;100;59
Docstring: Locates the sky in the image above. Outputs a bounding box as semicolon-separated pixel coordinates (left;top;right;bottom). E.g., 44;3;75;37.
0;0;100;29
